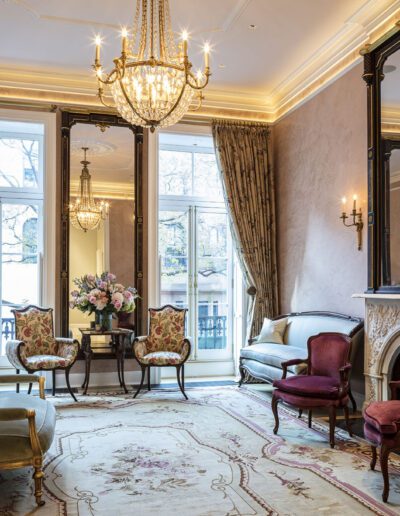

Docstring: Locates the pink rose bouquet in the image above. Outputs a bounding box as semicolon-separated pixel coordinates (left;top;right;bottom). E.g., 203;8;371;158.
69;272;138;317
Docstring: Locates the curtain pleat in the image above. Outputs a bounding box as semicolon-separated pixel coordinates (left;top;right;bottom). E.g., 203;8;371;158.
212;119;279;338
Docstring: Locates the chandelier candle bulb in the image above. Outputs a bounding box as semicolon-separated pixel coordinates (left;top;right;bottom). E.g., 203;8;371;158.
353;194;357;212
121;28;128;54
204;43;210;69
95;35;101;63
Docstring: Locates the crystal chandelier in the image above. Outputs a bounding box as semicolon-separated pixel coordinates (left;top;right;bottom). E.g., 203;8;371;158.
69;148;109;232
93;0;211;131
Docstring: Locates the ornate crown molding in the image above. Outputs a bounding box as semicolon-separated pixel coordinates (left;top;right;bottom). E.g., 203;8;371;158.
1;0;400;123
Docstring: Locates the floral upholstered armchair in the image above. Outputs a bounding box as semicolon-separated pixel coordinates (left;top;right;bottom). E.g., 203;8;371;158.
6;305;79;401
133;305;191;399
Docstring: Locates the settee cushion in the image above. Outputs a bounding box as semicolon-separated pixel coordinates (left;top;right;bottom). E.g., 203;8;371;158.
0;393;56;464
240;343;308;374
258;317;288;344
273;375;342;399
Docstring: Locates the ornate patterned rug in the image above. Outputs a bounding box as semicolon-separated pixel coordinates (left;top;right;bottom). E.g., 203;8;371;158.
1;386;400;515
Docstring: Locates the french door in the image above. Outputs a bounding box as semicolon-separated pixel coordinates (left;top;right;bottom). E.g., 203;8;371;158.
159;204;233;362
0;199;43;357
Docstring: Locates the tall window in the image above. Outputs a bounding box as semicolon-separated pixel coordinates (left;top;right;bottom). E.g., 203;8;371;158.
158;132;234;361
0;120;44;355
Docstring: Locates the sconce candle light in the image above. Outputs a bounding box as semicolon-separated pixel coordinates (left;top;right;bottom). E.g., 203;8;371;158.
340;195;364;250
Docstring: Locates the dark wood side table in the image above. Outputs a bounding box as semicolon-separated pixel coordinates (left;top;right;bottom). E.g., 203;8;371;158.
79;328;134;395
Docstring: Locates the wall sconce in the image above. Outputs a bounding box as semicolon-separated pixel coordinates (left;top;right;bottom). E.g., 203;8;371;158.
340;195;363;250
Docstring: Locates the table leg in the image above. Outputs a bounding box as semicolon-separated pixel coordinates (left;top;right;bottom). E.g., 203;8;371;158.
114;335;122;387
81;335;89;388
119;335;128;394
83;336;92;395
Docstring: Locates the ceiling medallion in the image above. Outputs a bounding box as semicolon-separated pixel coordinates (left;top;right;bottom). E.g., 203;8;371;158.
69;147;109;232
70;140;116;157
92;0;211;132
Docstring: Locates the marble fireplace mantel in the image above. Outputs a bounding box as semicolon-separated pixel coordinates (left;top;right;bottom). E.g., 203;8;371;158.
353;293;400;403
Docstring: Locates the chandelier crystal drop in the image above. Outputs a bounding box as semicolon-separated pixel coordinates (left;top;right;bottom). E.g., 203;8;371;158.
69;147;109;232
93;0;211;131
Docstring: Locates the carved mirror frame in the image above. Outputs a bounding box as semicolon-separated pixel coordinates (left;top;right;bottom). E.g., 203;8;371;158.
363;27;400;292
60;110;145;340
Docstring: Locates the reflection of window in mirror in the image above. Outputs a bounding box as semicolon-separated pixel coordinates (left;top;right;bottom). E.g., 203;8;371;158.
381;49;400;286
68;123;135;340
381;51;400;133
389;148;400;286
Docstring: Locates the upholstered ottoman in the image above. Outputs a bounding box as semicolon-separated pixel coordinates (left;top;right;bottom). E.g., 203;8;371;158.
0;375;56;506
363;387;400;502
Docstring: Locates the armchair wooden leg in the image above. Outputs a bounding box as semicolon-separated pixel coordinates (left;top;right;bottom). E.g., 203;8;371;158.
33;463;45;506
380;445;390;503
344;405;352;437
28;382;33;395
298;409;303;419
176;365;188;400
147;367;151;391
134;366;146;399
272;394;280;435
65;367;77;402
181;364;185;391
348;388;357;413
52;369;56;397
238;363;245;387
308;410;312;428
16;368;20;393
328;406;337;449
370;445;377;471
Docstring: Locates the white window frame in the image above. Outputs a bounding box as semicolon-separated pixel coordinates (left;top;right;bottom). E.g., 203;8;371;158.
158;128;235;365
0;109;56;368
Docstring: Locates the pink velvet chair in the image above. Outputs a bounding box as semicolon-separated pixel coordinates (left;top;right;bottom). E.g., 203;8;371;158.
363;380;400;503
272;332;353;448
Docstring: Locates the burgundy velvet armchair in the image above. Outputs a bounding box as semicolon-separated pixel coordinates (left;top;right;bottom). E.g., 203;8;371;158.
363;380;400;502
272;332;353;448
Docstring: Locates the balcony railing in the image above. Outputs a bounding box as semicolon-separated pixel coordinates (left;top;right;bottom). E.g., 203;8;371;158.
198;314;227;349
1;317;15;343
2;315;228;350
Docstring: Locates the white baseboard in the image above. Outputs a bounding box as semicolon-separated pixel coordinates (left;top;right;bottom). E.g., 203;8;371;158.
160;360;234;379
54;370;143;390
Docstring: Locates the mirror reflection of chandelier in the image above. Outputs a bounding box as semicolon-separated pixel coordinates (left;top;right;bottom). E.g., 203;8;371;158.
93;0;211;132
69;147;109;232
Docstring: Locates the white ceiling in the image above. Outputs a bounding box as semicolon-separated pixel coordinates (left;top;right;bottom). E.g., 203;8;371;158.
0;0;381;100
70;123;134;187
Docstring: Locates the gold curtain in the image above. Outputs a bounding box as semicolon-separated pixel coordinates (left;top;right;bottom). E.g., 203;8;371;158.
212;119;279;338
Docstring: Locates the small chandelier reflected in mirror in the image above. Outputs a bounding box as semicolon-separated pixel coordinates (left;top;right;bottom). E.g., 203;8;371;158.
92;0;211;132
69;147;109;232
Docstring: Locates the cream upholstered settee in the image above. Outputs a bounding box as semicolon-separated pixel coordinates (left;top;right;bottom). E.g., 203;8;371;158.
239;311;364;411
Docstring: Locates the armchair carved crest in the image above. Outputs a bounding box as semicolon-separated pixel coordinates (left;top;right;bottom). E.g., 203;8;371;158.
133;305;191;399
6;305;79;401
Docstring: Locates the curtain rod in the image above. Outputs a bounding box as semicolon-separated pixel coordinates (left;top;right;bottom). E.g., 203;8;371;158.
212;118;270;128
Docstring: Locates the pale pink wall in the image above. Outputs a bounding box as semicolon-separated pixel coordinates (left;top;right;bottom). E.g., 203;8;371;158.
273;63;367;318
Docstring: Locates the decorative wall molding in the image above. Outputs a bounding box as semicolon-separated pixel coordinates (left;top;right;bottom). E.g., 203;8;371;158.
1;1;400;123
70;179;135;200
363;298;400;403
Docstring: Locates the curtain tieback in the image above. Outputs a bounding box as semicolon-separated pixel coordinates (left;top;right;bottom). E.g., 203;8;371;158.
246;286;257;296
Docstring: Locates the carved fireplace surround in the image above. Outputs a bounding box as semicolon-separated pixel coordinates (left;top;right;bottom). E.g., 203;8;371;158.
354;294;400;403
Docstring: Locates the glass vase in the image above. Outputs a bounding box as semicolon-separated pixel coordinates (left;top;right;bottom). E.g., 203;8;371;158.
96;312;113;332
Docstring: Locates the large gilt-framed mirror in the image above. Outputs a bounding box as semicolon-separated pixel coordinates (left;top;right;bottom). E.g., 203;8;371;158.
363;27;400;292
60;111;145;345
